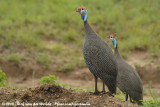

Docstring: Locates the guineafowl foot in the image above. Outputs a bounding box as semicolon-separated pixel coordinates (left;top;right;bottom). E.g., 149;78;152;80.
101;81;106;94
106;92;114;97
93;90;100;95
101;90;106;94
89;91;100;95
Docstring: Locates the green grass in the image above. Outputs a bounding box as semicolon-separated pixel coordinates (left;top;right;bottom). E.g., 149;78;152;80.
35;53;51;68
0;0;160;70
116;89;124;99
8;53;21;64
116;83;160;106
143;99;160;107
0;69;8;87
143;100;160;107
116;89;160;106
142;82;160;107
143;87;160;107
40;75;63;86
57;64;74;73
40;75;84;91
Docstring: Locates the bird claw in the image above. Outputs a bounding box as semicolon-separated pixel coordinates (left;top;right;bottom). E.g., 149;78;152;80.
93;91;100;95
101;90;107;94
89;91;99;95
106;92;114;97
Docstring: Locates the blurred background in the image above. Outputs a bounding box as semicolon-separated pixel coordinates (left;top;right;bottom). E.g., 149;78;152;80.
0;0;160;104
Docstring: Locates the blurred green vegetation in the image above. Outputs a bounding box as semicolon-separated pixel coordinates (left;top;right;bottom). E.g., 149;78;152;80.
0;69;8;87
143;99;160;107
8;53;21;64
116;86;160;106
40;75;62;86
0;0;160;72
40;75;84;91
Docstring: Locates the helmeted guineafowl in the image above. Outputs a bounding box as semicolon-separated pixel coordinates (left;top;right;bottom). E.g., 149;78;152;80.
108;33;143;105
76;6;118;94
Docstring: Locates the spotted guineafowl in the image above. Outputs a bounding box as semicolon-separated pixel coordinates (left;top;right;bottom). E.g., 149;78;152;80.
108;33;143;105
76;6;118;94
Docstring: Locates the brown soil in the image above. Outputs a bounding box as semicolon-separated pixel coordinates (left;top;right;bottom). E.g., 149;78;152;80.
1;51;159;86
137;63;160;84
0;84;138;107
0;61;52;78
127;51;160;85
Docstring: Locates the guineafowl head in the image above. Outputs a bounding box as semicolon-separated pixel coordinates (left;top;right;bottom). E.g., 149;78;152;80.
76;6;88;22
108;33;118;48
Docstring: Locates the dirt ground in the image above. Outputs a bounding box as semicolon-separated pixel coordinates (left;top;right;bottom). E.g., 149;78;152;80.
0;84;138;107
0;51;160;106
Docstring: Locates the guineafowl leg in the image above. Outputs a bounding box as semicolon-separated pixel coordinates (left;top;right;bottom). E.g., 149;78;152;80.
101;81;106;93
130;97;133;103
125;94;128;101
94;76;99;94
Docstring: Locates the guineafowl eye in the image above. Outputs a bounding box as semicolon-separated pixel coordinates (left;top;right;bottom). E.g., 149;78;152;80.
82;8;84;10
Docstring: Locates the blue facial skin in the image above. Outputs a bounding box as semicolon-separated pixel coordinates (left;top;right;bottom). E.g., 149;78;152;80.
111;38;118;48
80;8;88;22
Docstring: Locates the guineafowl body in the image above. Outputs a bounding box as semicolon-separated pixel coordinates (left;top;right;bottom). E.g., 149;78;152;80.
115;49;143;105
108;34;143;105
83;21;118;94
116;51;143;105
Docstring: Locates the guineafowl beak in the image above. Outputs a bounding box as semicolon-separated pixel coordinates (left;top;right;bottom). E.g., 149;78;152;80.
107;35;112;39
76;8;81;12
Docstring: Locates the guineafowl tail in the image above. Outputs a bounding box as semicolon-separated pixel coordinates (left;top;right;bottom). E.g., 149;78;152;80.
104;79;117;94
130;91;143;106
109;85;116;94
137;100;143;106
